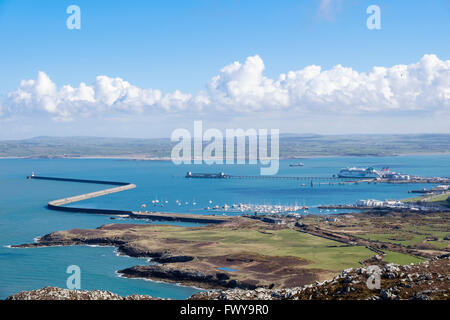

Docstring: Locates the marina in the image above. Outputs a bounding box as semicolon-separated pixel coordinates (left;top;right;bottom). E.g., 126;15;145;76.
28;164;450;220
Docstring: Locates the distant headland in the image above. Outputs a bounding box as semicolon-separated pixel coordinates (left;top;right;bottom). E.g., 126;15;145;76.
1;134;450;159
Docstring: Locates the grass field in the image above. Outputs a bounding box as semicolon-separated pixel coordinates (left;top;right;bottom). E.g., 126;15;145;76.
141;225;375;271
358;233;426;247
310;211;450;253
382;250;424;265
403;192;450;208
32;216;443;289
358;230;449;250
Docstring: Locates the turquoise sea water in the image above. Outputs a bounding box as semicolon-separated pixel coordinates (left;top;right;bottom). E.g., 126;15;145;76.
0;155;449;299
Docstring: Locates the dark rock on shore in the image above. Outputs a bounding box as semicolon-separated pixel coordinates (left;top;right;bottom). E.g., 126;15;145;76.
118;265;257;290
12;227;191;263
153;255;194;263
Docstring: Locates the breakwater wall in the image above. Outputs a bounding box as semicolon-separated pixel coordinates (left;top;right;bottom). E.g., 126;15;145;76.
130;211;229;224
27;175;136;214
47;184;136;207
27;175;129;186
28;175;227;224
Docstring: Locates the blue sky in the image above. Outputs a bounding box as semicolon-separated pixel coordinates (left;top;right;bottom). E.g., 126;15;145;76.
0;0;449;138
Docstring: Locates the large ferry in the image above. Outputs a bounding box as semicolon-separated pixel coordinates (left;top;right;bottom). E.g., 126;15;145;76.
337;167;380;179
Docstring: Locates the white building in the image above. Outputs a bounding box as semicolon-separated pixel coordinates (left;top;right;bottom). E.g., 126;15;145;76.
356;199;405;208
431;185;450;192
356;199;384;207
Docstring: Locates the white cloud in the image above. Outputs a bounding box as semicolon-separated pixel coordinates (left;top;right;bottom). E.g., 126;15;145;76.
317;0;342;20
2;54;450;122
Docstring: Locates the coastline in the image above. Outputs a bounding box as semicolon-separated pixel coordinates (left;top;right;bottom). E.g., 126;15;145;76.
8;210;450;297
2;151;450;161
6;254;450;300
9;220;331;291
10;227;259;291
114;270;208;292
3;155;449;300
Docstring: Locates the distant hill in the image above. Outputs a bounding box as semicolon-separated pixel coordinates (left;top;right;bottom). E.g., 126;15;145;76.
0;134;449;159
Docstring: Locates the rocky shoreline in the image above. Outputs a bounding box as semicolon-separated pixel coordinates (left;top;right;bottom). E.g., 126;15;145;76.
12;224;185;260
12;224;258;290
118;265;257;290
191;254;450;300
11;222;319;290
10;215;449;299
6;255;449;300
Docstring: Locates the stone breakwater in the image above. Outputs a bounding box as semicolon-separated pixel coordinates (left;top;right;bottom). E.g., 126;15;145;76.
190;254;450;300
28;175;136;215
27;175;229;223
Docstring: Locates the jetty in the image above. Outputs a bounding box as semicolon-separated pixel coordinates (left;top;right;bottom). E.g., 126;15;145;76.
186;171;227;179
27;175;229;224
185;172;450;184
186;172;347;181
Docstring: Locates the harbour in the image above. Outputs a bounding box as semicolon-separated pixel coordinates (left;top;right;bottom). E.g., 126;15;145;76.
2;155;450;299
27;174;229;224
2;0;449;303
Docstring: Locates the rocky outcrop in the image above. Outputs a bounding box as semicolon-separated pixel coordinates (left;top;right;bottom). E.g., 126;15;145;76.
6;287;161;300
8;255;450;300
190;254;450;300
12;228;193;263
153;255;194;263
118;265;257;290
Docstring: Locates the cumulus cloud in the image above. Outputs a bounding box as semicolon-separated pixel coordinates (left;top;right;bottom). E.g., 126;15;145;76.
2;54;449;121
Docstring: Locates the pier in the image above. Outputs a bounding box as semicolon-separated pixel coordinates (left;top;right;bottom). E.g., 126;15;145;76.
185;172;450;184
186;172;348;181
27;175;228;224
186;172;227;179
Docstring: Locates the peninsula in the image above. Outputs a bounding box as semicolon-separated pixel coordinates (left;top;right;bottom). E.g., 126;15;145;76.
13;210;449;290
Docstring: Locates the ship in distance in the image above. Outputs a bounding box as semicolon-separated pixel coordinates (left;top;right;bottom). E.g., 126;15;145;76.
289;162;304;167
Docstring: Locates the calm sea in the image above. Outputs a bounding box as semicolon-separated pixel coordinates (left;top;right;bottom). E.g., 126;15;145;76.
0;155;449;299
